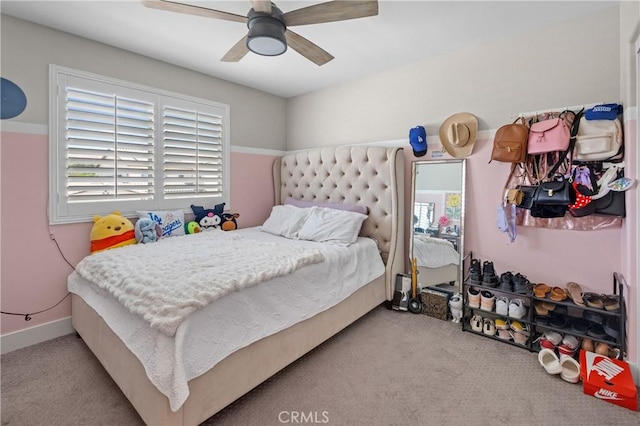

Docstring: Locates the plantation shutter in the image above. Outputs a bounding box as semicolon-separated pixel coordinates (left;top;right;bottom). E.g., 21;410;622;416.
162;106;224;199
50;65;230;224
65;87;154;203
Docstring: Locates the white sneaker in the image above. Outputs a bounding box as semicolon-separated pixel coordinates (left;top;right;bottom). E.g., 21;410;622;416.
470;314;483;332
508;298;527;319
495;296;509;316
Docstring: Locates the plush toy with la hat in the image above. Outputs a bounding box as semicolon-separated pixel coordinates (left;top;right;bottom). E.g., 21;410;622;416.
439;112;478;158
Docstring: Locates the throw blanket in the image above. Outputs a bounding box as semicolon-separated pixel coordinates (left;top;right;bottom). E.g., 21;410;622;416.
413;235;460;268
75;231;324;336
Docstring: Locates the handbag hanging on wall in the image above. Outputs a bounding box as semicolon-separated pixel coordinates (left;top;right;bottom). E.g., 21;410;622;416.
574;116;624;162
490;117;529;163
527;117;570;155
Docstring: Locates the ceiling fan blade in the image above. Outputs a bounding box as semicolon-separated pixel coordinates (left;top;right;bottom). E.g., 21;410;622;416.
221;36;250;62
141;0;247;24
285;30;334;66
283;0;378;26
250;0;272;14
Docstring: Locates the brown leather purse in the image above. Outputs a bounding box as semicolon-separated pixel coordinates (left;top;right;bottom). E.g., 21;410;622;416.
490;117;529;163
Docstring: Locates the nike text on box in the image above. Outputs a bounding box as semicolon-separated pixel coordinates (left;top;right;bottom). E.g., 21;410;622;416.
580;350;637;411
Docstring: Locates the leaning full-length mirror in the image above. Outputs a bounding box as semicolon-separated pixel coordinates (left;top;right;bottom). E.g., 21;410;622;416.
410;159;466;292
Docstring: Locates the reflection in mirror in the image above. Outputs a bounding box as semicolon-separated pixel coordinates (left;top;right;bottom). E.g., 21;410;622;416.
410;159;466;293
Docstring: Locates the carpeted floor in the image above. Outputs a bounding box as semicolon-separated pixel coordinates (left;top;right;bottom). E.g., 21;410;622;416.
1;305;638;425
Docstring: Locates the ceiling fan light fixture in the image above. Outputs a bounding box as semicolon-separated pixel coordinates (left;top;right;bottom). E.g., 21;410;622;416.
246;6;287;57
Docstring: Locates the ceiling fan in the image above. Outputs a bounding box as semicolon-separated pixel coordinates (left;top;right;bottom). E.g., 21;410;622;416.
141;0;378;66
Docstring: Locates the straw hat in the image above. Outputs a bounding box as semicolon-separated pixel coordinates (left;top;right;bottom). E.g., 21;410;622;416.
439;113;478;158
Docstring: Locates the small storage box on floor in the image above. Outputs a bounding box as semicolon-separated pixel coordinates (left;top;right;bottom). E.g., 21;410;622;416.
580;350;637;411
420;287;450;320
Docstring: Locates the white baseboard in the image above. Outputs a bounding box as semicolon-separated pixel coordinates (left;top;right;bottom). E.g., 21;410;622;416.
1;316;74;355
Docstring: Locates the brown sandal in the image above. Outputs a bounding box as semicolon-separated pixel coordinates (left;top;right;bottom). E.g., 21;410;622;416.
566;282;584;306
550;287;567;302
534;283;551;298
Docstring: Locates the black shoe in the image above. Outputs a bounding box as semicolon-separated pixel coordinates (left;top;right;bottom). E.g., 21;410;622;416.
468;258;482;284
482;261;498;286
482;261;496;277
498;272;513;291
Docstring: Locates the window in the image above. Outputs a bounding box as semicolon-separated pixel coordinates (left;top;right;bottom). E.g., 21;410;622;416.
49;65;230;224
413;202;434;232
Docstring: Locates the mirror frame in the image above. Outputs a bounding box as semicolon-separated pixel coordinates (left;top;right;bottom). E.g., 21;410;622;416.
410;159;467;292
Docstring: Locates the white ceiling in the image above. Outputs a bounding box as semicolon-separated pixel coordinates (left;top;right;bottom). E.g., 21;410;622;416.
1;0;618;98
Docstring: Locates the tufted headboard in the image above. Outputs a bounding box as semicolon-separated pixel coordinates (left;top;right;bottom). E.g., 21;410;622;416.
273;146;405;300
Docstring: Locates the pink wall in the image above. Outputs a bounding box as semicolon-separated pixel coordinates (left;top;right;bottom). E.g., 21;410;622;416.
2;126;637;364
0;131;278;334
403;118;637;362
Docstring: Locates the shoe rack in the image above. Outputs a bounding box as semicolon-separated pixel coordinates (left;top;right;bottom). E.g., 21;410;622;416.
462;262;627;359
461;259;535;351
531;272;627;359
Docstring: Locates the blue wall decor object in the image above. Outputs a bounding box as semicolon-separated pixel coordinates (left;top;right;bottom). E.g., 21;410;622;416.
1;77;27;119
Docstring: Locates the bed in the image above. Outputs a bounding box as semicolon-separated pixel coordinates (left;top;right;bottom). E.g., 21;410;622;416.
68;145;405;426
412;234;460;289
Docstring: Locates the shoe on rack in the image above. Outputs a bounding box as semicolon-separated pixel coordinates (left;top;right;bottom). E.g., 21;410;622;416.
559;355;581;383
533;283;551;298
581;338;595;353
537;330;562;350
495;296;509;316
494;318;509;330
498;272;513;292
508;299;527;319
483;318;496;336
512;273;531;294
566;282;585;306
468;258;482;284
480;290;495;312
470;314;483;332
510;320;529;336
602;294;620;312
482;261;499;287
511;330;528;345
558;334;580;357
496;328;511;340
538;348;563;375
467;287;481;309
595;342;611;357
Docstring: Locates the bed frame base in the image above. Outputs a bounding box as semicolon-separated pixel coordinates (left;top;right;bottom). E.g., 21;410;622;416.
72;275;386;426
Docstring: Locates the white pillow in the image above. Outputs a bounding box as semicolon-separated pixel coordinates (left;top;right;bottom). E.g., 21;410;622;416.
136;209;185;239
261;205;313;239
297;207;368;245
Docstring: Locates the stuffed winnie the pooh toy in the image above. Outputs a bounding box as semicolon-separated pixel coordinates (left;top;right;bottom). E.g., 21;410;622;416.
90;211;137;254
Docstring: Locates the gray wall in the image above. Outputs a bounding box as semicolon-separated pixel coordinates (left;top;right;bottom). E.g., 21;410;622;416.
0;15;287;151
285;6;621;150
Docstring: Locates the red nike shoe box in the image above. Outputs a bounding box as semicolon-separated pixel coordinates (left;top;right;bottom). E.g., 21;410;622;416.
580;350;637;411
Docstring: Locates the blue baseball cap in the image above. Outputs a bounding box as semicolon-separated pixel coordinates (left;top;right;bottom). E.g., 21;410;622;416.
585;103;622;121
409;125;427;157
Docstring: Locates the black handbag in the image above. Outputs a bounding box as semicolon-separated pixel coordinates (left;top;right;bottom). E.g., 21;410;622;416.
533;180;575;205
515;185;537;209
593;191;626;217
530;204;568;218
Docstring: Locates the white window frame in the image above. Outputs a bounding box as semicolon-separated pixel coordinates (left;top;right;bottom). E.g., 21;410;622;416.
49;65;230;224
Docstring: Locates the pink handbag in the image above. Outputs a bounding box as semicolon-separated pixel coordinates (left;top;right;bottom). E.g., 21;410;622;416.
527;118;570;154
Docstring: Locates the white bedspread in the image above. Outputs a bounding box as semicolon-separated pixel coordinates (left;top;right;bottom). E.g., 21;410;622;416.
413;235;460;268
68;228;384;412
75;231;324;336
